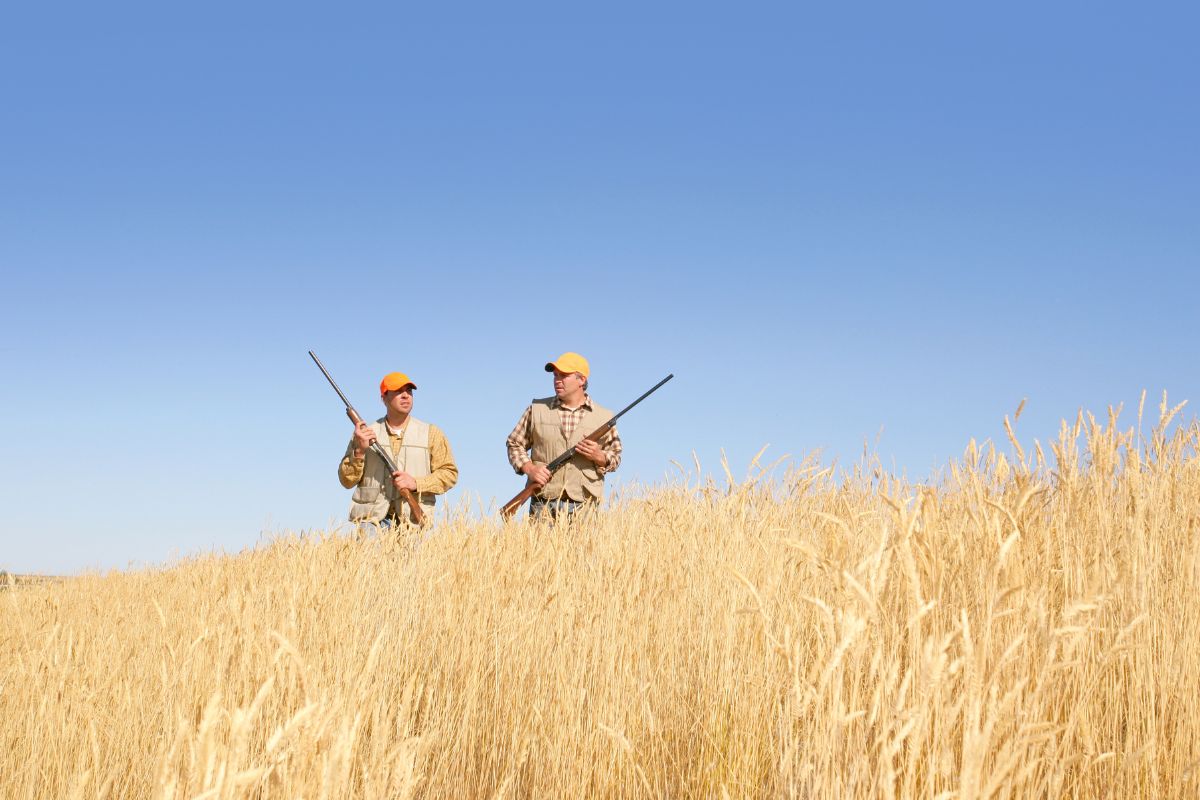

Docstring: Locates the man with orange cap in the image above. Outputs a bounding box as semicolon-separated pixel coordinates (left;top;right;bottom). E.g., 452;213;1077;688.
505;352;622;518
338;371;458;527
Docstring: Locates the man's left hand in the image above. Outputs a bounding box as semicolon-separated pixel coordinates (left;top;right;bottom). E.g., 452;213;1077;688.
392;471;418;491
575;440;608;467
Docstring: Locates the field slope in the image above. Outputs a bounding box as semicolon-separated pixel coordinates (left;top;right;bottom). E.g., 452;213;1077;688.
3;406;1198;798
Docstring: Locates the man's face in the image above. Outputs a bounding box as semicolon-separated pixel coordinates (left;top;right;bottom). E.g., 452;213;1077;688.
553;370;585;398
383;386;414;415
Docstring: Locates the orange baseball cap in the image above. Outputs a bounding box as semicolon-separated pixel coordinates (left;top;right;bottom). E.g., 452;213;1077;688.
379;372;417;394
544;351;590;378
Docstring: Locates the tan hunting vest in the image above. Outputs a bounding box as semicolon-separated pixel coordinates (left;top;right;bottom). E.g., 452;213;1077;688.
348;417;435;524
529;397;613;502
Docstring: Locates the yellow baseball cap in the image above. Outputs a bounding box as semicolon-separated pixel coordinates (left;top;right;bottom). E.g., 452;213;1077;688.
379;372;417;394
544;351;590;378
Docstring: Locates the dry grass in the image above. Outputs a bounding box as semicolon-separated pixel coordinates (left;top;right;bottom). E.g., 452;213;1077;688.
0;573;62;591
3;396;1199;798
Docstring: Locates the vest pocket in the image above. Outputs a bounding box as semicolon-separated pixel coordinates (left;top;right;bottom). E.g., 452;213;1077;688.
352;485;382;504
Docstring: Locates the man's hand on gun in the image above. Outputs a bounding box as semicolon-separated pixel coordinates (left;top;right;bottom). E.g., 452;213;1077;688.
392;471;418;492
522;461;551;488
575;439;607;467
352;422;377;459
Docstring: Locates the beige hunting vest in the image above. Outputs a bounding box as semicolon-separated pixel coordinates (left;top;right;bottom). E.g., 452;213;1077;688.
349;417;435;524
529;397;613;502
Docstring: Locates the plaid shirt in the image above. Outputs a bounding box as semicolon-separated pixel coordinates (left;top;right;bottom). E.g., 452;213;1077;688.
506;395;622;475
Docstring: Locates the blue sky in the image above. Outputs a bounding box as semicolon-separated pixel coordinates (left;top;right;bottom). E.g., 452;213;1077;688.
2;3;1196;574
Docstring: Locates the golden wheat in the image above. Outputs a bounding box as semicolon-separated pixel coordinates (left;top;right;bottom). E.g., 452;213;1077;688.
2;403;1198;798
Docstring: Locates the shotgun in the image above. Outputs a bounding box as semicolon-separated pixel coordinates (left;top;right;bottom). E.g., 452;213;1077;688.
309;350;425;526
501;373;674;519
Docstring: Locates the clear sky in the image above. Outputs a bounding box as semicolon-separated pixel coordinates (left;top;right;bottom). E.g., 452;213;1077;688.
2;3;1196;575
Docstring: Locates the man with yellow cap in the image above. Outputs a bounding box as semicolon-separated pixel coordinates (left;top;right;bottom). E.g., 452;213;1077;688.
505;352;623;518
338;371;458;527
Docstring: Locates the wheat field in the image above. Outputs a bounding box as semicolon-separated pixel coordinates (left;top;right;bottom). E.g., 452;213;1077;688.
3;397;1199;798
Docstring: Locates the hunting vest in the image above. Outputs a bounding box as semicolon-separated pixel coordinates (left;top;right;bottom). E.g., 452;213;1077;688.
529;397;613;502
348;417;435;524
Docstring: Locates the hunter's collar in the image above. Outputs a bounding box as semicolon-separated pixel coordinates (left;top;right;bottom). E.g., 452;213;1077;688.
553;394;593;412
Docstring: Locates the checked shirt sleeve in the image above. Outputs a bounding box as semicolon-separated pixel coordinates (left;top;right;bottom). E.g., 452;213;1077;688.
597;426;622;475
414;425;459;495
506;406;535;474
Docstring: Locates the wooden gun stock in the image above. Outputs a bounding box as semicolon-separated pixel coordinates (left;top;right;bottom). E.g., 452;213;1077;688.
500;481;538;519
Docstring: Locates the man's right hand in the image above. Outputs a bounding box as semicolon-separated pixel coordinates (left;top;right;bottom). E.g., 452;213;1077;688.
522;461;551;488
352;422;377;459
